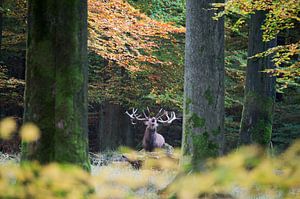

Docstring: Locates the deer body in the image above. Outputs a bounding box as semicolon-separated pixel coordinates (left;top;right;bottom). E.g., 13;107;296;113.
126;108;178;152
143;126;165;152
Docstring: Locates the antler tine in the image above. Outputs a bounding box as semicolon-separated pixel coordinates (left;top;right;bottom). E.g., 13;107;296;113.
157;111;179;124
139;106;149;119
126;108;137;117
125;108;148;124
142;110;149;119
155;108;164;118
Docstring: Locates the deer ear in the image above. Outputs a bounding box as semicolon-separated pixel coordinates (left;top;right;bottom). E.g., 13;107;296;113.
144;121;149;125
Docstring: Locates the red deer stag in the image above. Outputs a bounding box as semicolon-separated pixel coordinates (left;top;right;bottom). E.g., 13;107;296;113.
126;108;179;152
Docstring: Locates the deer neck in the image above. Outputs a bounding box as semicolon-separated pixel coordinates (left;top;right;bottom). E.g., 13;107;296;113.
143;126;157;152
147;126;156;134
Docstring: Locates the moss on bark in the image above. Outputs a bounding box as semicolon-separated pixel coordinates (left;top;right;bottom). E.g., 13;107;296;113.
204;88;213;106
240;91;274;146
239;11;276;148
22;0;90;171
191;132;218;166
182;105;221;170
188;113;205;128
181;0;224;171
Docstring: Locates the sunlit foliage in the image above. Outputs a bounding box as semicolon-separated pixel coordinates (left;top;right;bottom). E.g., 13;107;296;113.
0;65;24;108
0;117;17;139
214;0;300;88
0;117;178;198
0;117;40;143
166;141;300;199
1;0;185;111
88;0;185;108
19;123;40;143
0;0;26;111
1;0;26;50
0;160;177;199
218;0;299;42
89;0;184;71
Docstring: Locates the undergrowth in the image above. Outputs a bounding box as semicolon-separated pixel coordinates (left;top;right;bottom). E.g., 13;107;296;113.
1;118;300;199
127;0;186;26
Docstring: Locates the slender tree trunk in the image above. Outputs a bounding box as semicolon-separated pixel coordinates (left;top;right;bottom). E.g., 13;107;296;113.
182;0;225;170
22;0;90;171
239;11;276;146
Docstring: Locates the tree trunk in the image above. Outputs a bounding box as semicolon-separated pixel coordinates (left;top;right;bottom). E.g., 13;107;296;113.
22;0;90;171
98;102;135;151
239;11;276;146
182;0;225;170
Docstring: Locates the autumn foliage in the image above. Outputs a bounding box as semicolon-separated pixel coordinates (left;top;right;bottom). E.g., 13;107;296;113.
216;0;300;88
88;0;184;71
88;0;185;108
0;0;185;110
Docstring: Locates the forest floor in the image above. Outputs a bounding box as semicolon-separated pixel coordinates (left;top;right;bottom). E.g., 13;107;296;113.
0;151;176;199
0;151;287;199
90;151;176;198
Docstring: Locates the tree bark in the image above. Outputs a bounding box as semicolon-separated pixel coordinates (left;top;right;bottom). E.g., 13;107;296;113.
182;0;225;170
239;11;276;146
22;0;90;171
98;102;135;151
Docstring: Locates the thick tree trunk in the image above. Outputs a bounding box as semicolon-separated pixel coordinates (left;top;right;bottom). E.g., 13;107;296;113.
182;0;225;170
98;102;135;151
22;0;90;171
239;11;276;146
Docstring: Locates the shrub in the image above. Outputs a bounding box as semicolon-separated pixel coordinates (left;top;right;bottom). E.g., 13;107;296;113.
1;117;299;199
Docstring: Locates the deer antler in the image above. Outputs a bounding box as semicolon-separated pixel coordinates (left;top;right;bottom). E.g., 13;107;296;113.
155;108;164;118
140;106;151;118
125;108;149;124
157;111;179;124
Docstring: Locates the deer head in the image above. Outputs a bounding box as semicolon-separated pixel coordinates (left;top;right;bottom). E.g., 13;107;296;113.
126;108;179;152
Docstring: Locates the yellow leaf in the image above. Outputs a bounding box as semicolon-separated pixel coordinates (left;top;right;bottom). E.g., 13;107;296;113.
0;117;17;139
20;123;40;142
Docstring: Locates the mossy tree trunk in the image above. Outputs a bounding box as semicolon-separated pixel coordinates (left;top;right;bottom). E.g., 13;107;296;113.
239;11;276;147
182;0;225;171
22;0;90;171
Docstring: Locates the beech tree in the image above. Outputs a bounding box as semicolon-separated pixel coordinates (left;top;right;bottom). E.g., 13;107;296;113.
182;0;225;170
22;0;90;170
239;11;276;146
222;0;299;90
